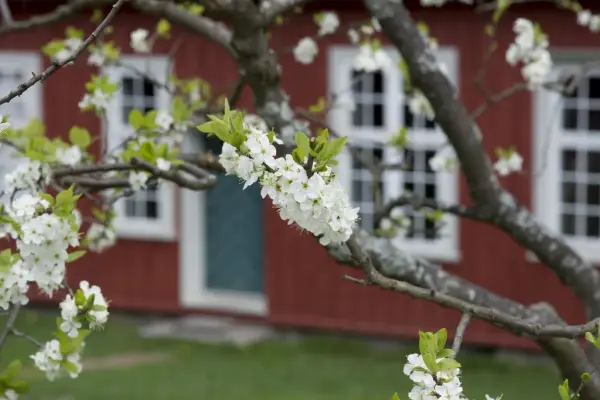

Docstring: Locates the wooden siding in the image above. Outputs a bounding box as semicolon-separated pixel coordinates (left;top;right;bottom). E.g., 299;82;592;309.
0;4;594;349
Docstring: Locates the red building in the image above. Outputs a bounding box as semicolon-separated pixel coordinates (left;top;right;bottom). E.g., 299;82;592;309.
0;0;596;350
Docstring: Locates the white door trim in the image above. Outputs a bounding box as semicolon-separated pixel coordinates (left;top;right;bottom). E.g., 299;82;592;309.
178;135;267;316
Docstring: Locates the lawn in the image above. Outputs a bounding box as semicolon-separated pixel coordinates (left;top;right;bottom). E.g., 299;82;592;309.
0;309;560;400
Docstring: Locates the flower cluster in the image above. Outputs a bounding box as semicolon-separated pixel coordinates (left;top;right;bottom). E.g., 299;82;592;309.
130;29;152;53
31;339;83;381
59;280;109;338
4;160;51;194
378;207;411;238
10;197;80;296
218;127;358;246
493;148;523;177
85;223;117;253
315;11;340;36
577;9;600;32
404;353;465;399
505;18;552;89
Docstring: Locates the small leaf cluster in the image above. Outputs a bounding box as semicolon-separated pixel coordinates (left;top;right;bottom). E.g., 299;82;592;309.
293;129;347;172
0;360;29;397
417;328;461;377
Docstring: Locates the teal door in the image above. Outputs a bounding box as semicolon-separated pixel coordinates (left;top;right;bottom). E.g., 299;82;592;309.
204;138;264;294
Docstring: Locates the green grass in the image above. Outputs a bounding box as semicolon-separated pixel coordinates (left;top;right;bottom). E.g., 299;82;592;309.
0;309;560;400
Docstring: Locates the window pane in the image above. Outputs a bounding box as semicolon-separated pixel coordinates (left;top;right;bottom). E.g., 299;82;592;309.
373;71;383;94
588;151;600;173
588;184;600;205
373;103;384;127
562;213;576;235
563;108;577;130
587;216;600;237
125;199;136;217
589;110;600;131
562;182;577;204
146;200;158;219
404;103;414;128
143;80;155;96
589;77;600;99
122;78;134;95
562;150;577;172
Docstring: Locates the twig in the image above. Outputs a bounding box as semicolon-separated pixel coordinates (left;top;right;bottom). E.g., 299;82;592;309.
451;313;471;358
0;0;13;25
0;304;21;353
0;0;126;107
10;327;42;347
343;233;600;339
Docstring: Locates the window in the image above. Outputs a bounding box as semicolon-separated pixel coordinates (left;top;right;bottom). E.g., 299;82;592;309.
328;46;460;262
0;52;42;202
103;56;175;241
534;65;600;262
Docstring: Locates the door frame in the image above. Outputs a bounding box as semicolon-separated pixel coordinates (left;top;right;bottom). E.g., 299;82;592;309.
179;135;267;315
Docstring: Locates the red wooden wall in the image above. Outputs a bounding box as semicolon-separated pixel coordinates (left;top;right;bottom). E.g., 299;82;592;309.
0;2;595;349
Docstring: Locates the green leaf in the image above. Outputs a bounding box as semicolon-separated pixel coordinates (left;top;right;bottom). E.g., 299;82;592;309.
66;250;87;263
308;97;327;113
9;379;29;393
128;110;145;130
3;359;22;381
558;379;570;400
437;358;461;371
437;348;455;359
74;289;86;307
295;131;311;160
196;120;232;143
435;328;447;350
422;353;438;373
391;393;401;400
156;19;171;38
62;360;80;375
68;126;91;149
42;40;65;57
65;26;85;39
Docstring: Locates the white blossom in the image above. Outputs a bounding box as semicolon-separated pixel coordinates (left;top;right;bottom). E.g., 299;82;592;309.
59;295;81;338
353;44;392;72
494;150;523;176
78;89;112;112
128;171;149;192
0;389;18;400
505;18;552;89
316;12;340;36
293;37;318;64
156;111;173;132
429;146;458;173
85;223;116;253
408;91;435;120
219;129;358;245
55;145;83;166
156;158;171;171
4;160;51;194
130;29;151;53
78;280;110;329
347;29;360;44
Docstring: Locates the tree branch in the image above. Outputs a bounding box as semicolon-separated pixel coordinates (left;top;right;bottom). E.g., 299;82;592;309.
261;0;312;26
363;0;600;326
0;0;13;25
0;0;126;107
333;231;600;339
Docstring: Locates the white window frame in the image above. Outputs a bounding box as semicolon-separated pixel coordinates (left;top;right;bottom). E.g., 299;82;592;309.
328;45;460;262
102;55;176;241
0;51;42;201
533;63;600;263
